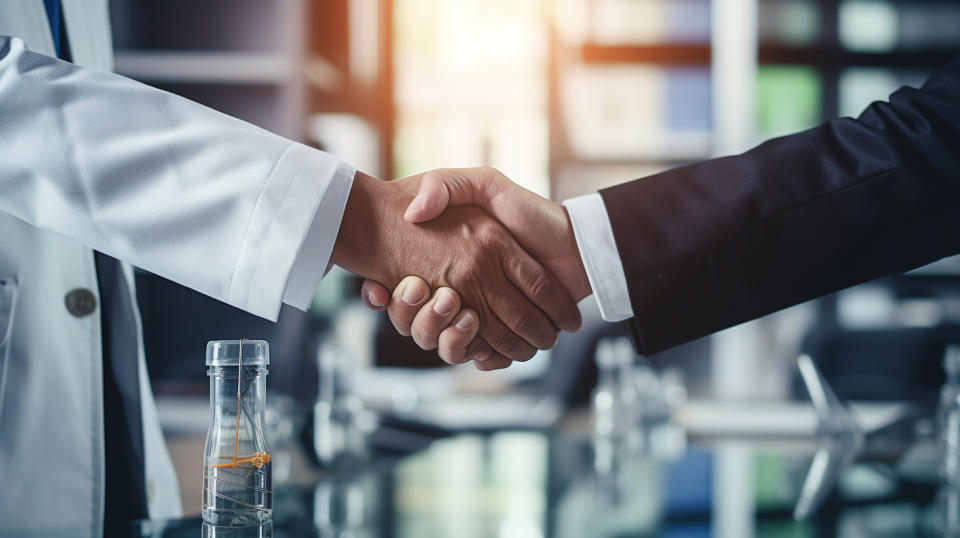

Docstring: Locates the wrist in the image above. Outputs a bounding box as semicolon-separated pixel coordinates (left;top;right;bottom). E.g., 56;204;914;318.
332;172;402;284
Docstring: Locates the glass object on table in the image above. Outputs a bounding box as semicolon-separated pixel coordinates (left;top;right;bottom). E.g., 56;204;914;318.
202;339;272;526
936;485;960;537
590;337;667;535
793;354;865;521
313;473;380;536
314;339;373;469
939;345;960;485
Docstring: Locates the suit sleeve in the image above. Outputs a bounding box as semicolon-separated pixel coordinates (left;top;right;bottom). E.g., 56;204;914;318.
0;36;356;321
600;54;960;355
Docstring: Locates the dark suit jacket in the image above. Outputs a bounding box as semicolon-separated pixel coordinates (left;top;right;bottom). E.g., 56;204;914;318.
601;54;960;356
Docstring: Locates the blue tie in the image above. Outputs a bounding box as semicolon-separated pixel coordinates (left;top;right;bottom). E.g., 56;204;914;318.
42;0;61;56
42;3;150;531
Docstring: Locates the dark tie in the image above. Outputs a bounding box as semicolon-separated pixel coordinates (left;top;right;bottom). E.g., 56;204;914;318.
43;2;150;531
96;252;150;532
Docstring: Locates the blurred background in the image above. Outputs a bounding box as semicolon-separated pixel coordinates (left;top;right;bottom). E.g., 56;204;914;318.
108;1;960;536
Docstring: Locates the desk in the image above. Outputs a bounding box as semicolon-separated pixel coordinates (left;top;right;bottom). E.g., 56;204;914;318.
132;427;948;538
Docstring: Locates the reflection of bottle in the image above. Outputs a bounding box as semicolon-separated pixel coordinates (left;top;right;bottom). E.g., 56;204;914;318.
935;486;960;537
314;340;369;468
202;340;272;526
592;338;640;482
939;345;960;485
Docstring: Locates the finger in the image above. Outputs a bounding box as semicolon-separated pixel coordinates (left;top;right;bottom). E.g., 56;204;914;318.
476;309;538;362
474;356;512;371
437;309;480;364
387;276;431;337
464;338;513;368
410;287;462;351
465;338;496;363
487;277;559;351
503;248;582;333
361;279;391;311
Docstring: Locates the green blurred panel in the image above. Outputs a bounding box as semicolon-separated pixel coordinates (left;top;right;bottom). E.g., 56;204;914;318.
756;66;822;139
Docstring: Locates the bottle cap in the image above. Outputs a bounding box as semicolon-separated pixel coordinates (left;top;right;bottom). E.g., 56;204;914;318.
206;339;270;367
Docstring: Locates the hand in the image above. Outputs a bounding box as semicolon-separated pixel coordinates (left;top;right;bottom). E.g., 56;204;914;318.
332;171;582;365
361;167;593;368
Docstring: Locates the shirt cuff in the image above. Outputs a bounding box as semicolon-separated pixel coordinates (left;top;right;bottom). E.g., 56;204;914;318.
562;193;634;322
281;158;357;311
227;142;355;321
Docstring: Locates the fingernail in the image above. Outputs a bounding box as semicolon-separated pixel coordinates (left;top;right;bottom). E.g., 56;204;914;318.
455;313;474;331
431;291;455;316
404;194;425;220
401;281;427;305
368;291;387;308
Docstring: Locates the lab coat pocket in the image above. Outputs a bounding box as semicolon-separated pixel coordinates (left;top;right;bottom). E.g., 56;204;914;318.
0;277;16;417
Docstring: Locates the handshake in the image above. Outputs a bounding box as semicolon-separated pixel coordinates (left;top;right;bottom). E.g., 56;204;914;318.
331;167;592;371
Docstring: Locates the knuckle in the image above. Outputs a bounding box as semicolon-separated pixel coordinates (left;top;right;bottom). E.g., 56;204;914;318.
490;332;533;361
525;272;554;304
508;313;535;339
472;218;503;243
507;311;553;349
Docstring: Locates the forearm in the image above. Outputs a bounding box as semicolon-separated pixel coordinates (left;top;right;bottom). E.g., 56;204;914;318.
603;55;960;354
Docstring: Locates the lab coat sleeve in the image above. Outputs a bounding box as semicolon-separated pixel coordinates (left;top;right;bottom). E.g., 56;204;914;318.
0;36;356;321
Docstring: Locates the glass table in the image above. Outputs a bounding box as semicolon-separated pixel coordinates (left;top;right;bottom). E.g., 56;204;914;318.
132;423;952;538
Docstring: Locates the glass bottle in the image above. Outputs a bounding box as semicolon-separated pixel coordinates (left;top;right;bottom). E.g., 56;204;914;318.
939;345;960;485
202;339;272;526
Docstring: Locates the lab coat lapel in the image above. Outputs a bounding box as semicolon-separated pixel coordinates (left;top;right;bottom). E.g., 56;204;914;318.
61;0;113;71
0;0;56;56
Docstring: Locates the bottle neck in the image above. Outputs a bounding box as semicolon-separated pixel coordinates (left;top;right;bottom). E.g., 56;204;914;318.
208;366;269;413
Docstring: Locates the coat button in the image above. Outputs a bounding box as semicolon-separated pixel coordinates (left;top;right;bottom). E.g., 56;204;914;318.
65;288;97;317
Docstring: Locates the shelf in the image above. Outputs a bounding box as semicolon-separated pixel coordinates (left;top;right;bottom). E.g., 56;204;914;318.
758;46;958;69
113;50;295;84
581;43;711;66
580;43;956;70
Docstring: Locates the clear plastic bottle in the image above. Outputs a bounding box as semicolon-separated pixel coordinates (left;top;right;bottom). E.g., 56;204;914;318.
939;345;960;485
202;339;272;526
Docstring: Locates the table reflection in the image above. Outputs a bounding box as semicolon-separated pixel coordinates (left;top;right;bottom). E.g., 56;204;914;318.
201;522;272;538
132;425;945;538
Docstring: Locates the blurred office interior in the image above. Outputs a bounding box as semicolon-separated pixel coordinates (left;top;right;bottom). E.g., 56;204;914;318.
108;1;960;536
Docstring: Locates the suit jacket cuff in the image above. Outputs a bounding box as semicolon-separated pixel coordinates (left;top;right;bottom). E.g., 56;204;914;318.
563;193;634;322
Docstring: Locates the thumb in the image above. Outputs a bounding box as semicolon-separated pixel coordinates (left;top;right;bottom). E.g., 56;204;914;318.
403;170;452;222
403;168;504;223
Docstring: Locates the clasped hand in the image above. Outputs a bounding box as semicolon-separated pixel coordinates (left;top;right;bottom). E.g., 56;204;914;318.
335;167;592;371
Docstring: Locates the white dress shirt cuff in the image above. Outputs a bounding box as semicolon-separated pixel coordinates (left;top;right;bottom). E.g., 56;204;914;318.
282;156;357;311
562;193;634;322
228;142;355;320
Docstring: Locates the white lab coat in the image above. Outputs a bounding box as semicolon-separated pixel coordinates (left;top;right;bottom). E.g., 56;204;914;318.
0;1;354;535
